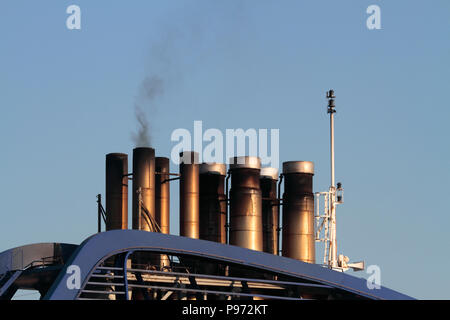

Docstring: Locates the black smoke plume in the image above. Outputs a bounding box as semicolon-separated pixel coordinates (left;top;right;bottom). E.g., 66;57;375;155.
132;75;164;147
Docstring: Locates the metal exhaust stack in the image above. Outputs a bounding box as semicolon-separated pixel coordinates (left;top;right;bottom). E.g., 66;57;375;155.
260;167;279;255
282;161;315;263
199;163;227;244
179;151;200;239
155;157;170;269
105;153;128;230
132;147;156;231
155;157;170;235
229;156;263;252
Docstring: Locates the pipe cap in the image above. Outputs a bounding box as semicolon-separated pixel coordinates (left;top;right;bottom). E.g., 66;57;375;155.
200;163;226;176
260;167;279;180
133;147;155;154
179;151;200;165
229;156;261;170
282;161;314;175
106;153;128;159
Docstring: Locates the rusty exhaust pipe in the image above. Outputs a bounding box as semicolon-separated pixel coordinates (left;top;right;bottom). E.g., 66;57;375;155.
155;157;170;235
132;147;156;231
282;161;315;263
229;156;263;251
155;157;171;269
199;163;227;244
179;151;200;239
105;153;128;230
260;167;279;255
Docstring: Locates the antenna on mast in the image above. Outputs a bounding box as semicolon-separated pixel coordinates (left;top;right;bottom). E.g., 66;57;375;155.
315;90;365;272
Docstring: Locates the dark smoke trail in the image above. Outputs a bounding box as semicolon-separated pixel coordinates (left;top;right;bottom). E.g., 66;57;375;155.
141;76;164;100
133;105;151;147
132;75;164;147
131;2;246;148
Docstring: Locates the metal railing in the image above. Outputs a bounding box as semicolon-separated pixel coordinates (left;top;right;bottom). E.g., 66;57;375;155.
77;257;332;301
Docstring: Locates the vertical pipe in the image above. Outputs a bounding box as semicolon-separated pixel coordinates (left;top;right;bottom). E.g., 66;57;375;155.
179;151;200;239
229;156;263;252
155;157;171;269
132;148;155;231
199;163;227;243
330;112;335;188
330;107;337;267
327;90;337;268
131;150;157;298
97;194;102;233
260;168;278;255
155;157;170;234
277;175;283;255
105;153;128;230
282;161;315;263
225;172;230;244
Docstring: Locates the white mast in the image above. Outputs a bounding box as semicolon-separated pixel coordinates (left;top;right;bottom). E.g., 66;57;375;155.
315;90;364;272
327;90;338;268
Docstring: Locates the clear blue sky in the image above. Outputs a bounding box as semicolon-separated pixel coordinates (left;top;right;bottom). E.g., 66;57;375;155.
0;1;449;299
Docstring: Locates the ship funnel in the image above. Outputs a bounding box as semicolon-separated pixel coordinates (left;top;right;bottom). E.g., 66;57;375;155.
179;151;200;239
260;167;279;255
199;163;227;244
132;147;156;231
282;161;315;263
229;156;263;251
155;157;170;235
105;153;128;230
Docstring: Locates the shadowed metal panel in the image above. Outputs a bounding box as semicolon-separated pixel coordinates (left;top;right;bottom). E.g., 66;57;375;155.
105;153;128;230
0;243;77;275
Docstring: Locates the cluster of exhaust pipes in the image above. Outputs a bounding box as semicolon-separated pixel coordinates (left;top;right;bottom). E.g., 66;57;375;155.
104;147;315;264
